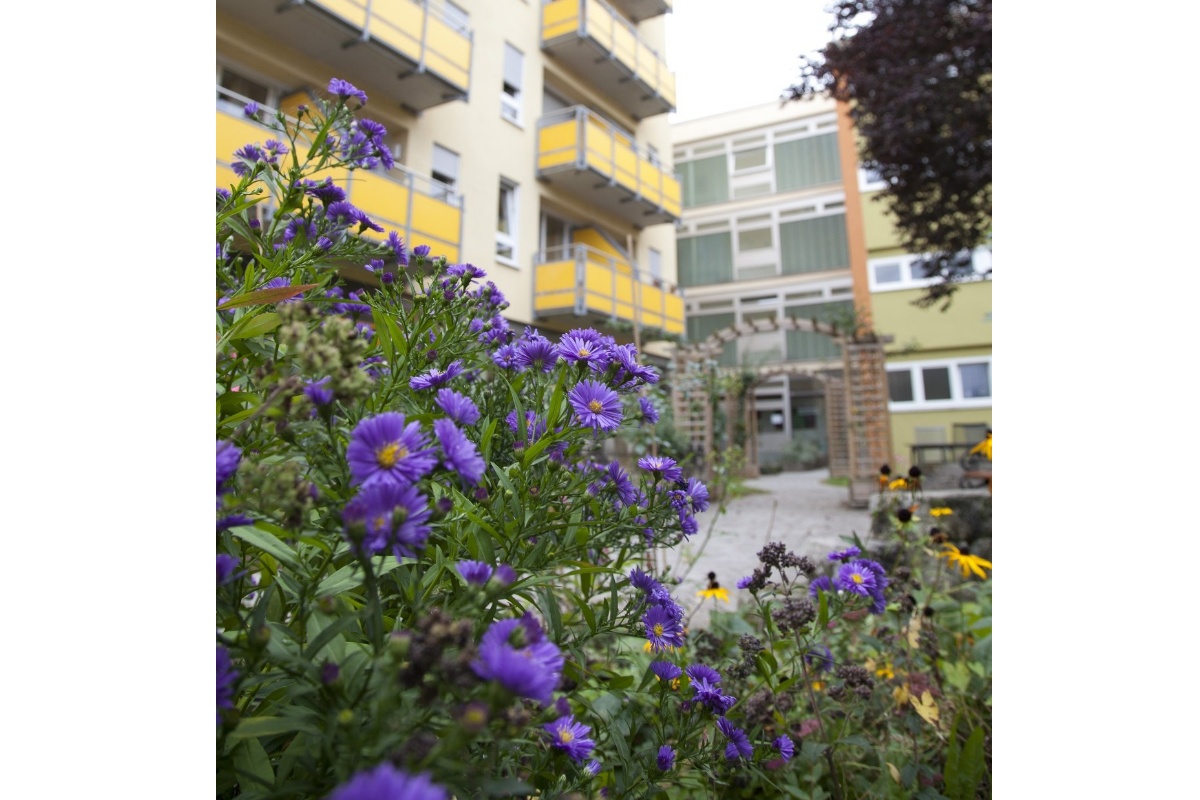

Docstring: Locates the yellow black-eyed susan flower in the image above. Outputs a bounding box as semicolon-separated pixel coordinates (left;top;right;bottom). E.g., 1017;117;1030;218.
938;543;992;579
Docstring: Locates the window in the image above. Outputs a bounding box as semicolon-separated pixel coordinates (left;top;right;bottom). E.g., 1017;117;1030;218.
496;178;519;264
738;227;772;252
217;65;273;117
501;43;523;124
647;143;661;168
431;144;459;201
887;358;992;409
873;261;902;285
649;247;662;279
868;249;991;292
888;371;914;403
439;0;469;33
959;363;991;398
922;367;952;401
733;146;768;172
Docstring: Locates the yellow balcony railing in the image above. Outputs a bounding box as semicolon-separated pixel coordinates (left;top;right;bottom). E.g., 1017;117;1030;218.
541;0;675;118
215;0;471;112
536;106;681;227
534;244;685;336
216;92;462;262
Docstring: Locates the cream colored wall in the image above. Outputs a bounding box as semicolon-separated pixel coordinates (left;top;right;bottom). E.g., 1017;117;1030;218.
671;96;838;146
874;282;992;355
218;2;680;329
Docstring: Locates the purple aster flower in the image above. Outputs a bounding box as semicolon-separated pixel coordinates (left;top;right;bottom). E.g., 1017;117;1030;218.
446;262;487;281
365;258;384;273
605;461;638;506
506;410;547;443
264;139;289;158
216;513;253;531
544;715;596;763
242;101;259;117
435;388;480;426
329;764;447;800
515;335;557;372
679;513;699;537
471;617;563;704
433;418;486;485
457;560;494;585
317;236;334;251
217;646;237;725
638;455;683;484
216;440;241;490
346;412;437;488
300;177;346;205
216;554;239;585
231;143;267;176
657;745;676;772
412;244;431;258
650;661;683;683
737;575;753;589
638;396;660;425
681;478;710;513
495;564;517;585
685;663;723;686
387;230;408;264
321;661;340;685
629;567;660;593
410;360;464;390
556;332;607;366
774;734;795;762
304;376;334;407
808;575;833;599
835;561;878;596
341;482;433;559
643;604;686;652
568;380;624;432
328;77;368;106
491;344;520;370
717;717;753;761
612;344;660;386
827;545;861;562
585;759;601;776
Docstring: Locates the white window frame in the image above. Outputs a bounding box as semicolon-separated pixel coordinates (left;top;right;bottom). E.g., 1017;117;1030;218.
501;43;524;126
868;248;992;293
431;143;460;202
886;356;992;411
496;177;519;266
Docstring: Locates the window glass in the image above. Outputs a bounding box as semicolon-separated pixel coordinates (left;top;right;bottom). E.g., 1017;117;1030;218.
887;370;914;403
733;147;767;171
873;262;902;284
922;367;952;401
501;43;523;123
496;179;518;261
959;363;991;398
738;227;772;252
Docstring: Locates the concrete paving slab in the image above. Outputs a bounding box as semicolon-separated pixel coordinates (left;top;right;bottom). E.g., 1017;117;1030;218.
659;468;875;627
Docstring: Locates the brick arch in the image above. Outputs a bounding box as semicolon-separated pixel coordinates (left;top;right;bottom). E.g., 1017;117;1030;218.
671;322;893;508
674;315;842;361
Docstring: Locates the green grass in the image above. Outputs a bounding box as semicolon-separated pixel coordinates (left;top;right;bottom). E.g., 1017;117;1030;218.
822;476;850;487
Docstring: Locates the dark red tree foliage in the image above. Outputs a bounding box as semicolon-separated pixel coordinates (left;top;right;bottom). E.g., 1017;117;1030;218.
787;0;991;309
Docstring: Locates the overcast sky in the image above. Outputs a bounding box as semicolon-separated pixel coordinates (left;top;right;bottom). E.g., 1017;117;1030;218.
665;0;838;123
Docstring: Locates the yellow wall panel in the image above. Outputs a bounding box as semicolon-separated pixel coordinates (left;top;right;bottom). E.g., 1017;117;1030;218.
541;0;579;39
536;261;577;293
586;0;612;49
316;0;367;29
538;121;580;169
425;16;471;90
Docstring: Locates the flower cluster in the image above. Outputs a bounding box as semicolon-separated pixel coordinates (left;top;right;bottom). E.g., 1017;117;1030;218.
629;568;686;652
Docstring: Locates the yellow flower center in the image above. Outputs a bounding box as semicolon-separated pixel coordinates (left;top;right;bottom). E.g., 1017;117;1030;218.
372;514;388;530
578;347;590;357
376;441;408;468
559;730;574;743
851;573;864;584
588;399;604;413
653;623;665;637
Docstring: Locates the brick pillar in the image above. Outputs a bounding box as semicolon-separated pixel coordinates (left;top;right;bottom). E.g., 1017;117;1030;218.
842;338;893;508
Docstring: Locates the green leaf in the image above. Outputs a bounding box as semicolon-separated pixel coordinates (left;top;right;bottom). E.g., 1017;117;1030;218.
944;721;987;800
305;614;360;660
370;306;396;366
230;737;274;790
219;284;318;310
229;311;282;341
316;564;363;597
229;715;321;740
232;524;303;572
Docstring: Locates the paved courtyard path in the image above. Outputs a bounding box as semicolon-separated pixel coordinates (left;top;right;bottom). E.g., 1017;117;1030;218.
661;468;875;626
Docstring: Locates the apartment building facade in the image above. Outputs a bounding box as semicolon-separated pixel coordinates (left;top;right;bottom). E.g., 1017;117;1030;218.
672;99;991;471
216;0;684;343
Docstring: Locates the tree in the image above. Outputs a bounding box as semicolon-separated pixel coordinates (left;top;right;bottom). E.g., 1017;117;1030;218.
786;0;991;309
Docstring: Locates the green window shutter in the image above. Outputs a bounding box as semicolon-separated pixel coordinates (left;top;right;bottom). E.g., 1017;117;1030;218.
677;232;733;287
784;301;851;361
687;312;738;367
779;214;849;275
773;133;841;192
679;154;728;207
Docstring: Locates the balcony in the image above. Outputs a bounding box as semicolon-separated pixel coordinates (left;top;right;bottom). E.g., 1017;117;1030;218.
216;96;463;262
534;244;685;336
607;0;672;21
541;0;675;118
215;0;471;112
536;106;681;227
